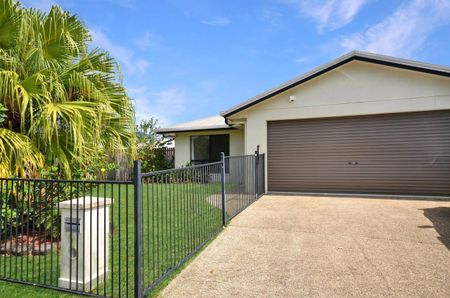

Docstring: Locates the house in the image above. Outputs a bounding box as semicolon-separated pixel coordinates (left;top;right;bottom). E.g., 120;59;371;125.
157;50;450;197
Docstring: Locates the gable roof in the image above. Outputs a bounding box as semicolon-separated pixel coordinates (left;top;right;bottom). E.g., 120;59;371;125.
220;50;450;118
155;115;231;134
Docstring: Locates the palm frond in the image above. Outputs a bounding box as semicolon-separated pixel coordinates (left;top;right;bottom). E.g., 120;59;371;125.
0;0;22;50
0;128;43;177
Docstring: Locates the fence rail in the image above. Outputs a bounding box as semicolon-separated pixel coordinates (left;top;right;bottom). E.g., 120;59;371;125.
224;151;265;219
139;161;224;295
0;152;265;297
0;178;135;297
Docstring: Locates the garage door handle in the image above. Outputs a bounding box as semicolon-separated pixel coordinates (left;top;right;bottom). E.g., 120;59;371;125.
348;161;358;165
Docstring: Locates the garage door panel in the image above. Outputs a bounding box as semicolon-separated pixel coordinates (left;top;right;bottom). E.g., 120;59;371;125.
272;134;450;144
270;129;450;139
267;110;450;196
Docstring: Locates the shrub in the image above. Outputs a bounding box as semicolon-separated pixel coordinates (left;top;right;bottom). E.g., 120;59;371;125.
137;118;174;172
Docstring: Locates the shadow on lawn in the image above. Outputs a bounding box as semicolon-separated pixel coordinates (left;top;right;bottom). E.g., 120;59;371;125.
419;207;450;250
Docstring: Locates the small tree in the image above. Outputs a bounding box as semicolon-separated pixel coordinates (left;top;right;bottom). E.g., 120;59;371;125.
137;117;173;172
0;0;136;178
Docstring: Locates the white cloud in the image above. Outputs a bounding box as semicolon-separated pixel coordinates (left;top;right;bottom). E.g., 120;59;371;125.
135;59;151;74
127;86;147;94
90;28;150;75
341;0;450;57
261;9;284;27
287;0;369;32
154;88;187;117
131;87;187;125
130;79;221;125
202;17;231;27
294;57;310;64
134;32;153;49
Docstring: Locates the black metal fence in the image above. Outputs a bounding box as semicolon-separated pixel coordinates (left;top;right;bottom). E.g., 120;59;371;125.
0;178;136;297
224;151;265;219
138;161;224;295
0;152;265;297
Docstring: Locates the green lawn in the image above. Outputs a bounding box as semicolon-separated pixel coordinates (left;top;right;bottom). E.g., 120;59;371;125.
0;182;224;297
0;281;79;298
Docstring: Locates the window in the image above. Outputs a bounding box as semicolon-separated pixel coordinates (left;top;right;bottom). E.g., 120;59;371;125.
190;134;230;165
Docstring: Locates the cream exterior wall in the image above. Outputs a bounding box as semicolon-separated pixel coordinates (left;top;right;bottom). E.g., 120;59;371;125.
174;129;245;167
229;61;450;155
227;61;450;191
171;61;450;188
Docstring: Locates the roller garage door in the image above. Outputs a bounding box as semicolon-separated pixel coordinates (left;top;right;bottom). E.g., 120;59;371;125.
267;110;450;196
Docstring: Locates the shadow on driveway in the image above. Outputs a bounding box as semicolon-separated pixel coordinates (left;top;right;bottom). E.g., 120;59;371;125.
420;207;450;250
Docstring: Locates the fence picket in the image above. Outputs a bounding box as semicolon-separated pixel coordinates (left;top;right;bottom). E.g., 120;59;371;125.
0;153;265;297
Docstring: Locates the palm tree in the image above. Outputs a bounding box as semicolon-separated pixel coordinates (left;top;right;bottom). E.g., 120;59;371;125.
0;0;136;177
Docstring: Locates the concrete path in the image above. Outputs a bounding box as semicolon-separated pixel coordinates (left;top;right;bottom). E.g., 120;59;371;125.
161;195;450;298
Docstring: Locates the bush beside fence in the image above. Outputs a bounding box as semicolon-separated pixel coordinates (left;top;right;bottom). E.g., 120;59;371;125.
0;152;265;297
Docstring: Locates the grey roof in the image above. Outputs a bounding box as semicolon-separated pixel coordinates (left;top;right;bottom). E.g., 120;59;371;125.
220;50;450;117
155;115;231;134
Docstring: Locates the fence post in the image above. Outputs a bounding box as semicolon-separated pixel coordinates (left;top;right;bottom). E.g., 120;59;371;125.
262;153;265;195
133;160;143;298
220;152;227;226
255;146;260;199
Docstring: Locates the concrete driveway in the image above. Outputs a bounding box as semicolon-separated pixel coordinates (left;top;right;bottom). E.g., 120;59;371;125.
162;195;450;298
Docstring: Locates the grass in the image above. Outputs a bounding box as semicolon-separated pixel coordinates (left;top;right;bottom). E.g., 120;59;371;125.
0;280;79;297
0;181;224;297
0;229;219;298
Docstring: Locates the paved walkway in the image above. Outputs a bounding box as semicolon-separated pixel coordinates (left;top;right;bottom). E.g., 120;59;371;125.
162;195;450;297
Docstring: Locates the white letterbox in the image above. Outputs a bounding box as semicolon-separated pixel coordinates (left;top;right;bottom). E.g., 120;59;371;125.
58;197;111;290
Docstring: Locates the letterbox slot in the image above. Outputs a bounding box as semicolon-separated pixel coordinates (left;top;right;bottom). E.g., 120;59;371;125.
64;218;80;232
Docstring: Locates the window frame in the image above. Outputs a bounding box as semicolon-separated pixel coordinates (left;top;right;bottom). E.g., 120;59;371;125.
190;134;230;164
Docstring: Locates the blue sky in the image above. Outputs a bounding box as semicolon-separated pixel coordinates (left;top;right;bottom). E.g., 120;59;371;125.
22;0;450;126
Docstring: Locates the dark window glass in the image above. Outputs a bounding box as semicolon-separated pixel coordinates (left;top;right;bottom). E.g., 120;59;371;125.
191;136;210;162
210;135;229;162
190;134;229;164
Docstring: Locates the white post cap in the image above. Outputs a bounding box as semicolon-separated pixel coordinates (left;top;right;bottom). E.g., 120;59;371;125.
59;197;112;210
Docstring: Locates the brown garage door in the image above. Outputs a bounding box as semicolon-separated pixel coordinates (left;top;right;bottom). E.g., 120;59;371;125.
267;110;450;196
